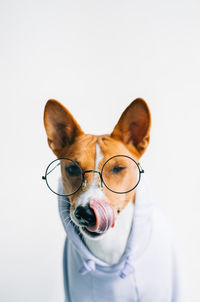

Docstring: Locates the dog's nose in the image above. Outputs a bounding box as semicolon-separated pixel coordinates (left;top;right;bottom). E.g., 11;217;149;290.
74;204;96;227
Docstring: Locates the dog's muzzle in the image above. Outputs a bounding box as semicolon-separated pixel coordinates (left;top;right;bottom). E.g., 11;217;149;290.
74;200;115;233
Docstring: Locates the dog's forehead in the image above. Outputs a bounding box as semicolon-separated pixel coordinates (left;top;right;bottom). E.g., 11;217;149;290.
97;136;131;158
65;134;135;168
65;134;96;169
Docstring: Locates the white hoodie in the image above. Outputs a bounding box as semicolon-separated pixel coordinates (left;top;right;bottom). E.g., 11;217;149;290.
58;176;180;302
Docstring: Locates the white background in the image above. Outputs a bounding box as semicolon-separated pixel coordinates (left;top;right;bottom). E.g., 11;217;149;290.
1;0;200;301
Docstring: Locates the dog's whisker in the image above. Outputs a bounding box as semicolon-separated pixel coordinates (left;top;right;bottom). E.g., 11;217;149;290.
59;205;68;208
60;209;69;213
63;216;71;222
59;198;71;204
65;219;73;229
61;200;71;204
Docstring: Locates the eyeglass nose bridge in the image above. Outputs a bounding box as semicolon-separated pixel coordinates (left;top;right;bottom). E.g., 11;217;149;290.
82;170;103;190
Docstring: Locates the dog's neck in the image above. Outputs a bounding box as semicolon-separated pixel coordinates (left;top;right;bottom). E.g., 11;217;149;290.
83;200;134;265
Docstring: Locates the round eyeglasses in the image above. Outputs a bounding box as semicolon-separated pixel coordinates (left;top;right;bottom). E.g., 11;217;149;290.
42;155;144;196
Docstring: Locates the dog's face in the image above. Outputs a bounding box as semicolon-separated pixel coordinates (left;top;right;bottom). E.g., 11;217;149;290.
44;98;151;239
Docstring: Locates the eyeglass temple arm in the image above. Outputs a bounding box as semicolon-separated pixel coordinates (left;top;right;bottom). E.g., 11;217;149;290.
42;163;61;180
138;163;144;173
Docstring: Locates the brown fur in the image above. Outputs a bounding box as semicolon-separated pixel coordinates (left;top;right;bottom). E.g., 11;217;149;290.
44;98;151;216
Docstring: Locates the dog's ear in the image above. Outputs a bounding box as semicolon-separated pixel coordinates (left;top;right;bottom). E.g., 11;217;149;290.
111;98;151;156
44;99;84;156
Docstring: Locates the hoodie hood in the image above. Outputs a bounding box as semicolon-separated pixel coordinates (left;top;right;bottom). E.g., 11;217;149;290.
58;176;180;302
58;174;153;275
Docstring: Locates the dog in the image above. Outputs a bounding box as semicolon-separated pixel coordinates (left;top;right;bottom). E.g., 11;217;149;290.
43;98;180;302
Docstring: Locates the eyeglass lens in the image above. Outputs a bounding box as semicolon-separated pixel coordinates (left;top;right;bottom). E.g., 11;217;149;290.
102;156;140;193
45;159;82;196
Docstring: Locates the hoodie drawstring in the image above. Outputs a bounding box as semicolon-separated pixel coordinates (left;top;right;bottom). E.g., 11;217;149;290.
119;256;134;279
79;257;134;279
79;259;96;275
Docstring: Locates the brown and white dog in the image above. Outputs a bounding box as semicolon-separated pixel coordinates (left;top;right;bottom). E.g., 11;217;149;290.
43;98;150;265
43;98;179;302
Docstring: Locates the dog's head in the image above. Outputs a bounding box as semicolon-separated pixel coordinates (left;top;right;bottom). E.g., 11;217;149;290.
44;98;151;239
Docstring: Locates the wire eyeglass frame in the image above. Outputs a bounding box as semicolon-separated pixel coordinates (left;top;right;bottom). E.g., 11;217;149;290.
42;155;144;197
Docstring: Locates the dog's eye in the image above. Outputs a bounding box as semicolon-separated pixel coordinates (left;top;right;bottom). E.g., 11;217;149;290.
65;165;81;177
112;166;126;174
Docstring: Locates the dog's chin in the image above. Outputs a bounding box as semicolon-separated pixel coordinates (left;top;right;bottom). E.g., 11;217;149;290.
80;227;104;240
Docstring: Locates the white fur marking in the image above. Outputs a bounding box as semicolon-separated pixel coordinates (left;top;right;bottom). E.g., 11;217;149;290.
74;143;104;207
72;142;134;265
95;143;103;170
84;200;134;265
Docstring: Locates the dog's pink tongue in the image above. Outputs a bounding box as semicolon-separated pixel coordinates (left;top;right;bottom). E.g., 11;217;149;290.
86;200;115;233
